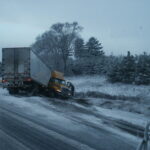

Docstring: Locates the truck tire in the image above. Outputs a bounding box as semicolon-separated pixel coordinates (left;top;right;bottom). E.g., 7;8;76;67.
48;89;57;98
8;88;19;95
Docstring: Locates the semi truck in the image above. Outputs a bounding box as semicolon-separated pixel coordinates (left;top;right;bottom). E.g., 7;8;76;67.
2;47;74;98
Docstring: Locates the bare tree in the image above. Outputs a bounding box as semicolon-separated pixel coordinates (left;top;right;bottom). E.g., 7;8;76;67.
51;22;83;72
32;22;82;73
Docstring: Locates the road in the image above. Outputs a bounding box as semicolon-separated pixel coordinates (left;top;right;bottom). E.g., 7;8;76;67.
0;90;137;150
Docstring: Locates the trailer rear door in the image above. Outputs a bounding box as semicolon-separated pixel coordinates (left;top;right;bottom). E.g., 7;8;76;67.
2;48;15;79
2;47;30;80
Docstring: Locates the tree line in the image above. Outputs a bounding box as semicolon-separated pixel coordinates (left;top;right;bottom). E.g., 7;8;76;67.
107;52;150;85
32;22;150;85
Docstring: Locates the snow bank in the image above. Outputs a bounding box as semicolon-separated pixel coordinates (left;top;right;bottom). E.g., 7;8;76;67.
94;106;149;128
67;76;150;99
67;75;150;117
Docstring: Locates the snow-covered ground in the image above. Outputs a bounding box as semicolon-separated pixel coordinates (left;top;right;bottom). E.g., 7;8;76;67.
67;75;150;147
67;75;150;98
0;87;149;148
67;75;150;123
0;88;142;144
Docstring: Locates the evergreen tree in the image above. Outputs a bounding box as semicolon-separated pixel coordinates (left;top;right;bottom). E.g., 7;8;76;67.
83;37;104;74
135;52;150;84
108;52;136;83
107;56;123;82
86;37;104;57
119;51;136;83
74;38;85;59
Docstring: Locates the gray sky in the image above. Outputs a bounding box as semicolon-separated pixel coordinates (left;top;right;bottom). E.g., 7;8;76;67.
0;0;150;59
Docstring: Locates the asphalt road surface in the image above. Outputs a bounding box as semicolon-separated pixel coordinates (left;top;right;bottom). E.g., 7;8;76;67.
0;93;137;150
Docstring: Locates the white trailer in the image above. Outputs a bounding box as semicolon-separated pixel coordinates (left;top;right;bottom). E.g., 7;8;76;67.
2;47;51;93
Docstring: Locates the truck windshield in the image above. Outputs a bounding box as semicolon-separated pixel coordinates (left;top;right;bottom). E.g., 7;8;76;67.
51;78;66;85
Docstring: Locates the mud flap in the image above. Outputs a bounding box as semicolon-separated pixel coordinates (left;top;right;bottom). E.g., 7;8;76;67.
28;86;39;96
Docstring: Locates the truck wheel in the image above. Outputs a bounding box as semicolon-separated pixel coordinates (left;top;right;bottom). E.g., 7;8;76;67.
8;89;13;94
48;90;57;98
8;88;19;95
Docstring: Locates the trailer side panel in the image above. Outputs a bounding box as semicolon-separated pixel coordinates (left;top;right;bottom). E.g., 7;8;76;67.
30;51;51;86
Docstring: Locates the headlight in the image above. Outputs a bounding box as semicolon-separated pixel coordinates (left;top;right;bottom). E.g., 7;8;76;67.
56;89;61;92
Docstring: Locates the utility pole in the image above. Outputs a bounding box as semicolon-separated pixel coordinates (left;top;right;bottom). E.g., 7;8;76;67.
137;122;150;150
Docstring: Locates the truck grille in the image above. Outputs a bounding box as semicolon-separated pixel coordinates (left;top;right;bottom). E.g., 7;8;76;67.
62;87;70;95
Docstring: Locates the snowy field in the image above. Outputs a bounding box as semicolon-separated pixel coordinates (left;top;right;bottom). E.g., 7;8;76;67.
67;76;150;98
67;76;150;117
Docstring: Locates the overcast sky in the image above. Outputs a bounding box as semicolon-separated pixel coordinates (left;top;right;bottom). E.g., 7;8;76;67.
0;0;150;59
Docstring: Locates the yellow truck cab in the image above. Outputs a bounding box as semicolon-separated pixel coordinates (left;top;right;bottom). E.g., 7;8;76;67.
48;71;74;98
